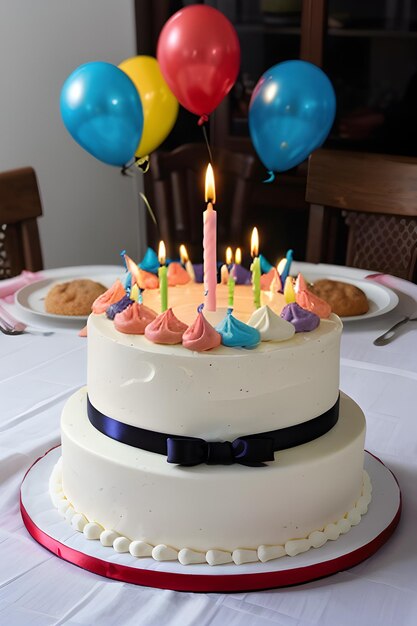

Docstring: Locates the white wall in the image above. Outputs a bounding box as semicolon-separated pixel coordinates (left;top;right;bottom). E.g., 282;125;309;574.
0;0;146;269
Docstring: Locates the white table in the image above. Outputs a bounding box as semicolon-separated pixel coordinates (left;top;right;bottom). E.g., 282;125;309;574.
1;267;417;626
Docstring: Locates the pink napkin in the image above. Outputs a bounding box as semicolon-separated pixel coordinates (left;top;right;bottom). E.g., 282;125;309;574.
0;270;44;303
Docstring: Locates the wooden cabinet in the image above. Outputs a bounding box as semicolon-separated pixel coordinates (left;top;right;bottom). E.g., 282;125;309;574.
209;0;326;153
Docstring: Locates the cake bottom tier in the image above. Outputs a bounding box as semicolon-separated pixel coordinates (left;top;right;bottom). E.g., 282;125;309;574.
53;388;370;565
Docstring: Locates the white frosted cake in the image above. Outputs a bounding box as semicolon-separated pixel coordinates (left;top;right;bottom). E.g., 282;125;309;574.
50;281;371;566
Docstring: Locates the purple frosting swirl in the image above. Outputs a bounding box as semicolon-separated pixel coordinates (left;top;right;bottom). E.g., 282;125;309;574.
106;295;133;320
280;303;320;333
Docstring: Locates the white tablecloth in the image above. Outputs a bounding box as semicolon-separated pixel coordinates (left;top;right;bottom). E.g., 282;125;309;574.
1;269;417;626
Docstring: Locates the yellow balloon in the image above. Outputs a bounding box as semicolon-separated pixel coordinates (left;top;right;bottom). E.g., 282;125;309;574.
119;55;179;158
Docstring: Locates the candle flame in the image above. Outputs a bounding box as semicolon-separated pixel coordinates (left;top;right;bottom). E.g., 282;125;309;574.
205;163;216;204
277;258;286;275
179;244;188;264
124;253;141;287
235;247;242;265
251;227;259;257
158;240;166;265
225;246;233;265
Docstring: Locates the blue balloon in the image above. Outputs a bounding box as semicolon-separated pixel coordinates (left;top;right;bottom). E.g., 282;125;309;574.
249;60;336;173
60;61;143;167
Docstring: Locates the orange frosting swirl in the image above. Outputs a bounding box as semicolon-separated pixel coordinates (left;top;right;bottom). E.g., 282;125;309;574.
114;302;157;335
182;311;221;351
260;268;275;291
168;262;191;286
92;279;126;314
260;267;282;292
144;308;188;344
296;289;332;319
137;268;159;289
295;272;308;293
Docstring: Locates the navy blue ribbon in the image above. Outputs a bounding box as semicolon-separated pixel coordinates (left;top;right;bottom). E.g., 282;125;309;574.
87;396;339;466
87;395;339;467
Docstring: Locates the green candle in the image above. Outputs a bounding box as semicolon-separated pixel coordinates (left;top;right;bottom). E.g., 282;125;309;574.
158;265;168;312
251;227;261;309
227;274;235;307
158;240;168;312
251;256;261;309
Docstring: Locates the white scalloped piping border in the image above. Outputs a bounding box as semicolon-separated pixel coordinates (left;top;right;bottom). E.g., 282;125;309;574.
49;457;372;566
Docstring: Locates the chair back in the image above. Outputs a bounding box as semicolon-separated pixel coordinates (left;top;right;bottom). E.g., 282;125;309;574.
0;167;43;278
305;149;417;280
146;143;259;261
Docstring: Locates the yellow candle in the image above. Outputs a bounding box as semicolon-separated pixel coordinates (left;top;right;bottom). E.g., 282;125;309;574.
284;276;296;303
130;284;139;302
179;244;195;282
220;264;229;284
251;227;261;309
221;246;232;284
158;240;168;312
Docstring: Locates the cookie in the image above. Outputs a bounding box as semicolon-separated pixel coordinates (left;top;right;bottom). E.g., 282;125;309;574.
310;279;369;317
45;279;107;316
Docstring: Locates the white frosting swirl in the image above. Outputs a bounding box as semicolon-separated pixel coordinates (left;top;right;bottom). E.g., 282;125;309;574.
247;305;295;342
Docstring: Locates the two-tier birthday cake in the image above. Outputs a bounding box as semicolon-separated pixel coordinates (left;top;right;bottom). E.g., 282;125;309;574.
48;256;371;567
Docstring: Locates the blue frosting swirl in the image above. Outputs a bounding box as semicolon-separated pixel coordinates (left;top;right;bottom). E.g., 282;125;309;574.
259;254;274;274
139;247;160;274
216;310;261;348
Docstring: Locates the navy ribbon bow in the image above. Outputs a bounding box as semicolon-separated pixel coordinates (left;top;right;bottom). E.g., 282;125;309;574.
166;436;275;466
87;394;339;468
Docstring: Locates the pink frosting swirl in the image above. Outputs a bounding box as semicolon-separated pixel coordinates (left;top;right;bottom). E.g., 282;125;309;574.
296;289;332;319
182;311;221;351
114;302;157;335
144;308;188;344
92;279;126;314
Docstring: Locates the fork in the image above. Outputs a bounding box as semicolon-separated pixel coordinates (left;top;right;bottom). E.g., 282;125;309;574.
0;315;53;336
373;316;417;346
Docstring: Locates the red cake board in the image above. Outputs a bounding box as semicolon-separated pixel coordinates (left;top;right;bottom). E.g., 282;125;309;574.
20;447;401;593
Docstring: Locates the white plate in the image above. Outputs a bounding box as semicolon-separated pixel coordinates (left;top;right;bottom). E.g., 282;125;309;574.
291;263;399;322
14;266;123;322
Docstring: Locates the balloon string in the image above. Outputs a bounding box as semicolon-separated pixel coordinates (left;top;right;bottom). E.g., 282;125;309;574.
120;159;160;238
200;123;214;166
139;191;159;235
135;155;150;173
120;155;150;176
263;170;276;184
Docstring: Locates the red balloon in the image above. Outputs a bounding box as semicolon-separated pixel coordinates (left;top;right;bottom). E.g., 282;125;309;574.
157;5;240;119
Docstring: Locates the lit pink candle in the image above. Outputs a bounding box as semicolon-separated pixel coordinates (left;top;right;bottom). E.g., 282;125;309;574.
203;164;217;311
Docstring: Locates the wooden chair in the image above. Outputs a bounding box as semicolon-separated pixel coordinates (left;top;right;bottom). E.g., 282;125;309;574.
305;149;417;281
145;143;260;261
0;167;44;279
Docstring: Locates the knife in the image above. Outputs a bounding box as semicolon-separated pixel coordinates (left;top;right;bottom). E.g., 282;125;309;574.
373;316;417;346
